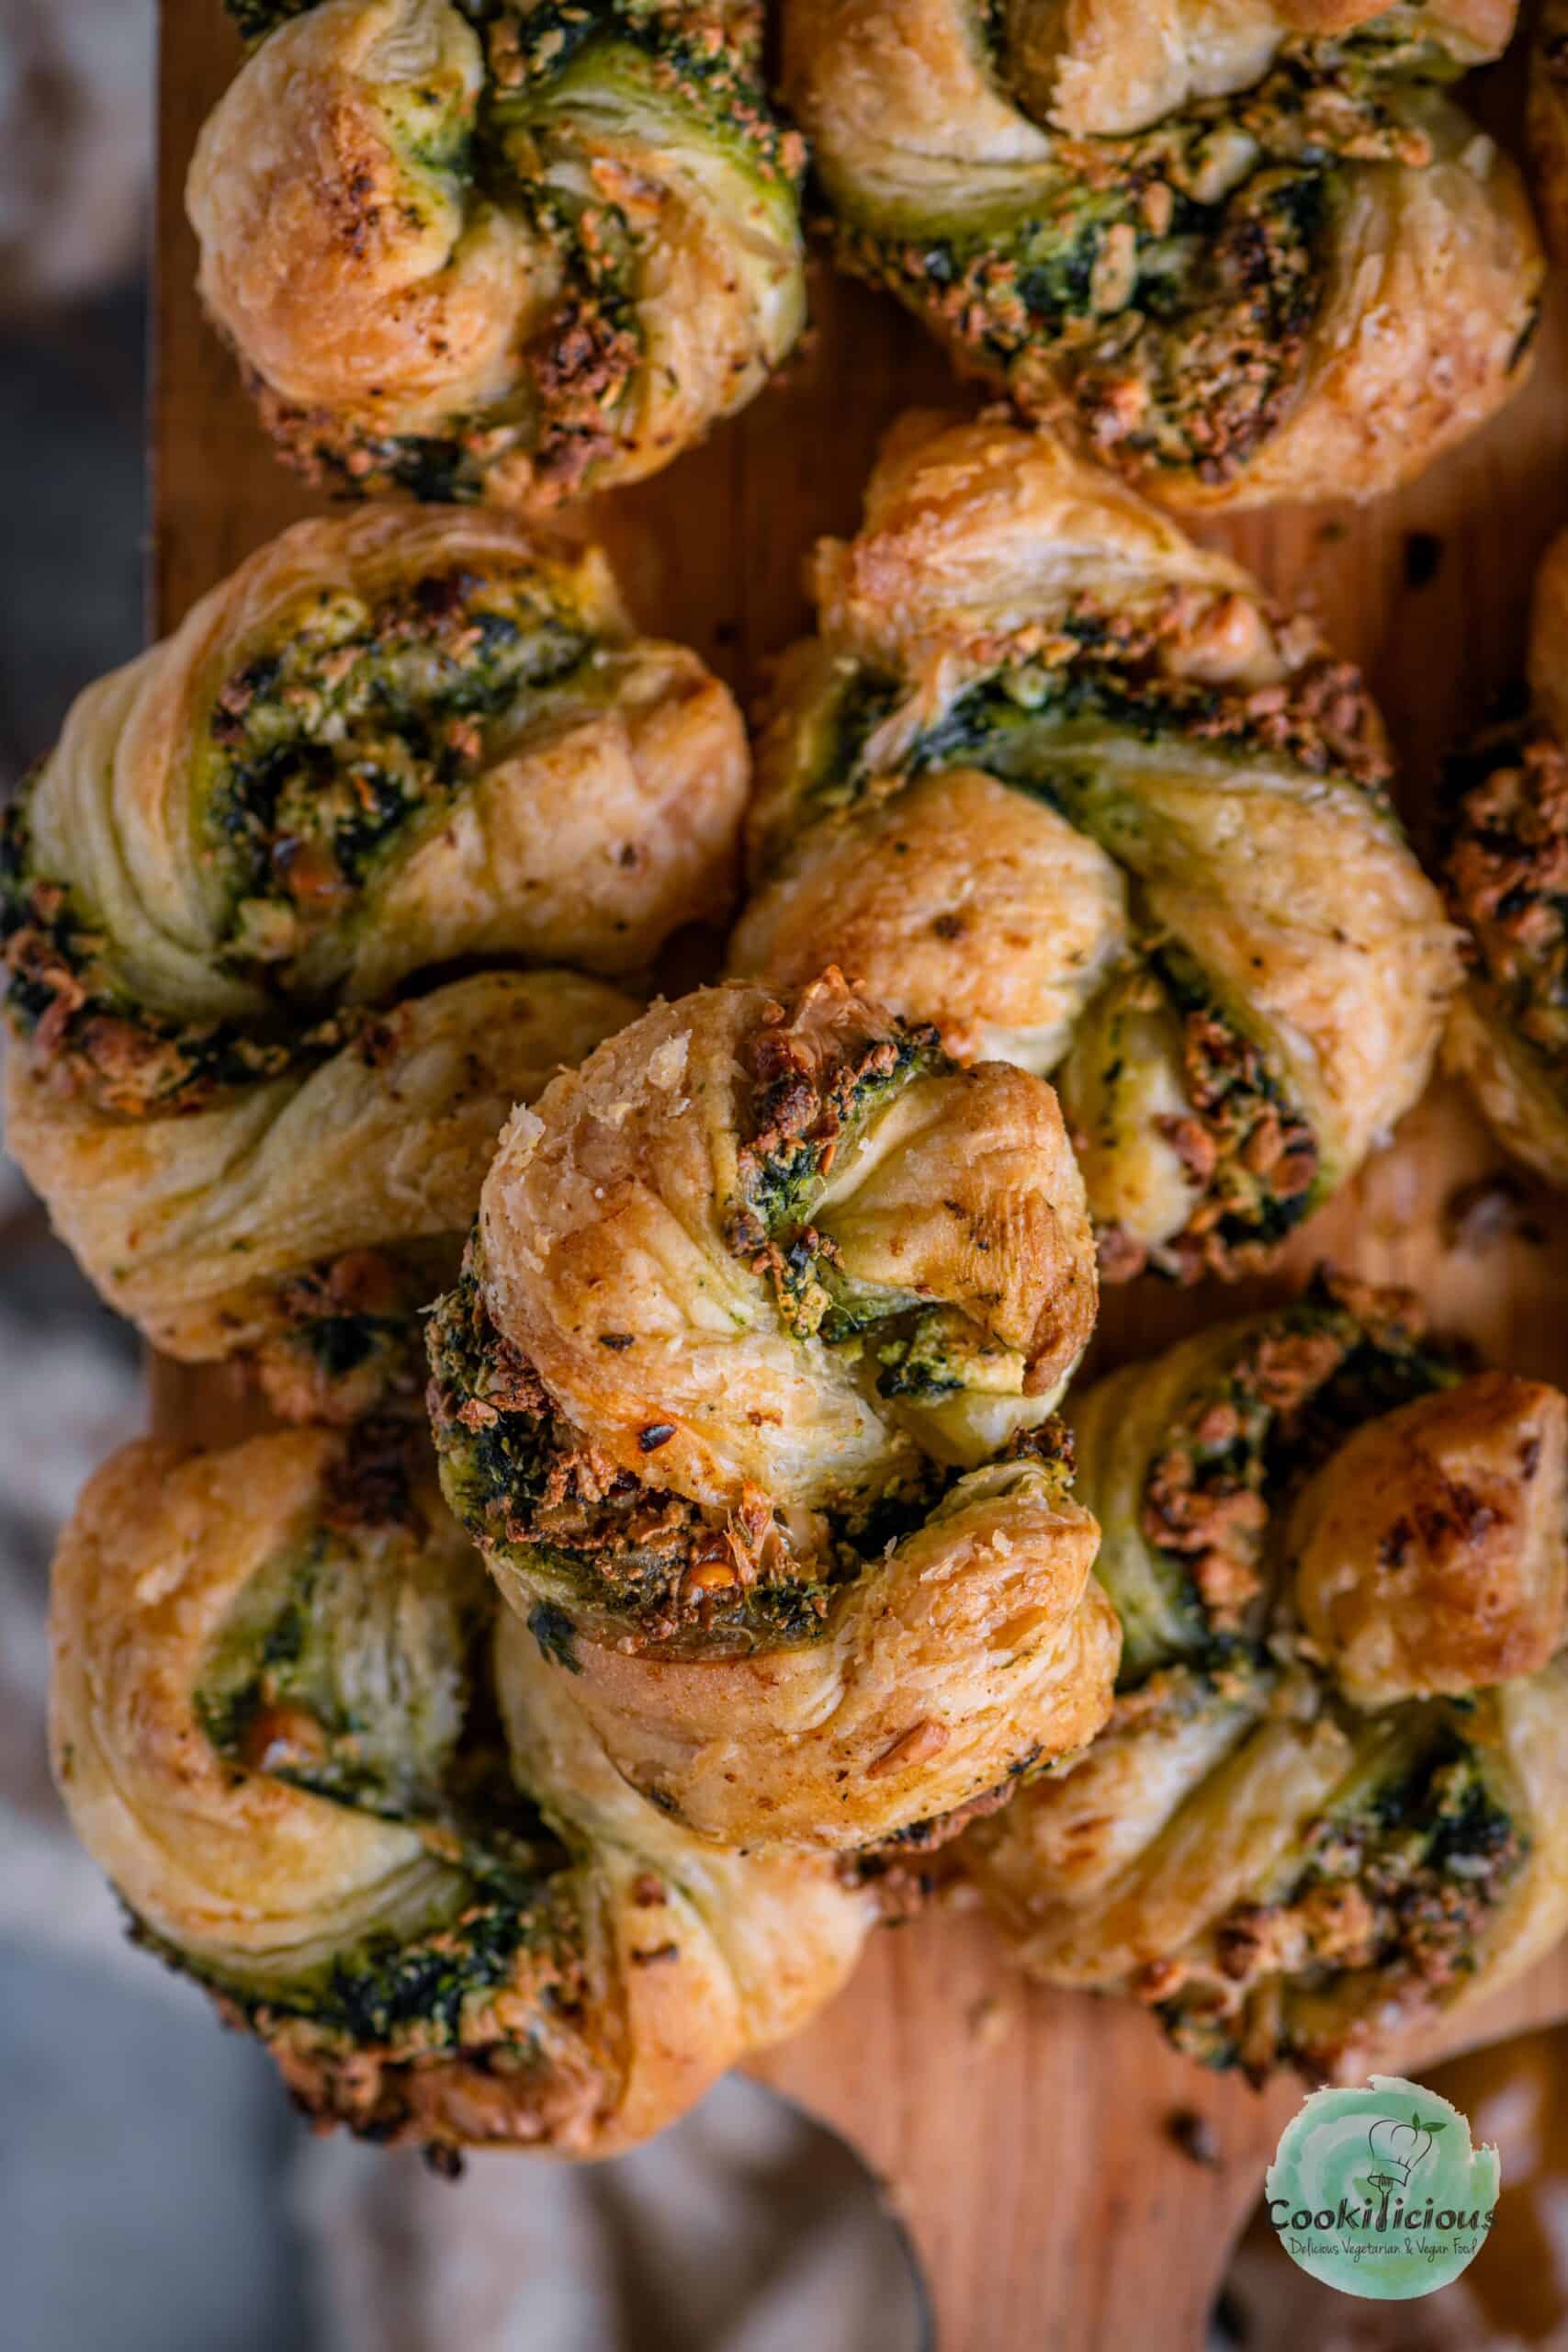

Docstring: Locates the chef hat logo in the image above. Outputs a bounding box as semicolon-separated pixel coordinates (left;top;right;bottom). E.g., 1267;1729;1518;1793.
1366;2110;1442;2189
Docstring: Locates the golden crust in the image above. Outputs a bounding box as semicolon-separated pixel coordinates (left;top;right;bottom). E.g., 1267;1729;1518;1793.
1441;992;1568;1189
2;506;743;1408
429;971;1120;1849
18;505;744;1010
1291;1374;1568;1707
964;1295;1568;2081
187;0;807;508
733;416;1457;1279
784;0;1539;508
1169;100;1543;513
50;1429;874;2157
542;1451;1120;1851
1006;2;1512;139
6;970;635;1411
971;1660;1568;2081
480;978;1096;1504
1441;526;1568;1186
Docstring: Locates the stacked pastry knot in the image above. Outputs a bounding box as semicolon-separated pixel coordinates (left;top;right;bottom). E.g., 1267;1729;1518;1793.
12;479;1118;2162
17;390;1568;2161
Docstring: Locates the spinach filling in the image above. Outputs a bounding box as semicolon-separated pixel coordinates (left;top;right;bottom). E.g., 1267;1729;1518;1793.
793;637;1388;840
203;566;591;966
426;1231;1040;1657
227;3;803;501
725;1014;945;1273
1156;1720;1526;2074
0;563;600;1115
0;791;356;1113
831;22;1482;481
1443;711;1568;1086
426;988;1053;1652
181;1448;578;2049
773;638;1389;1266
425;1263;863;1654
1132;1278;1460;1677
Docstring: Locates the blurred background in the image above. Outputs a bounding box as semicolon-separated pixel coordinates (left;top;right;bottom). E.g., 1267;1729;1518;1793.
1;6;1566;2348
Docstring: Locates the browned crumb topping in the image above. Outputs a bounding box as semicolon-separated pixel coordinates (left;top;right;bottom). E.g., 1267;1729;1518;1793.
1138;1274;1428;1634
254;1250;441;1425
1096;988;1322;1289
220;1898;609;2158
726;981;942;1295
1135;1739;1524;2081
321;1419;429;1537
1445;720;1568;1069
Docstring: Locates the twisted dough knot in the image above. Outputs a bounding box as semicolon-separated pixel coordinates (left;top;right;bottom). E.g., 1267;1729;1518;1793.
732;413;1458;1282
965;1273;1568;2080
427;971;1120;1849
49;1424;874;2157
0;505;743;1417
190;0;807;506
784;0;1540;505
1442;527;1568;1189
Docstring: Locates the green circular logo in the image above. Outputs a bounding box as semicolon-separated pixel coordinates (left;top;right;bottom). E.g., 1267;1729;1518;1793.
1265;2074;1499;2301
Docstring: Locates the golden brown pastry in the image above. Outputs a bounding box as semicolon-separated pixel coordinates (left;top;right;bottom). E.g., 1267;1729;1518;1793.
731;414;1458;1281
189;0;807;508
784;0;1540;508
50;1422;874;2157
426;970;1121;1850
964;1274;1568;2079
1442;528;1568;1189
0;505;744;1415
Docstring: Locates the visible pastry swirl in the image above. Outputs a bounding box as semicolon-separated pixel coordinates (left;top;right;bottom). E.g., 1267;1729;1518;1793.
964;1275;1568;2078
732;415;1457;1282
1442;528;1568;1189
426;970;1120;1849
50;1423;874;2156
189;0;807;507
784;0;1540;507
1;506;743;1416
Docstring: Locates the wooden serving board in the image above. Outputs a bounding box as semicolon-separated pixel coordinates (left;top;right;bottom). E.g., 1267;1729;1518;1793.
155;9;1568;2343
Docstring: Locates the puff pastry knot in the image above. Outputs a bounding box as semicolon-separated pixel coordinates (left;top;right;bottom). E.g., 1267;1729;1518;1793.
964;1274;1568;2079
188;0;807;507
50;1423;874;2156
426;970;1121;1850
1;506;744;1418
731;413;1459;1283
1442;526;1568;1188
784;0;1540;506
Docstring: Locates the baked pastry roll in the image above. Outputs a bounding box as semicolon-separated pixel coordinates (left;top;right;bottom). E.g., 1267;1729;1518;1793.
784;0;1540;507
50;1422;874;2157
1;506;744;1416
427;970;1121;1850
1441;528;1568;1188
731;414;1457;1282
189;0;806;508
964;1274;1568;2078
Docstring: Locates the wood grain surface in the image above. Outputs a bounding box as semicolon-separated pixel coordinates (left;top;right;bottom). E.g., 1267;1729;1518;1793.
155;8;1568;2343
